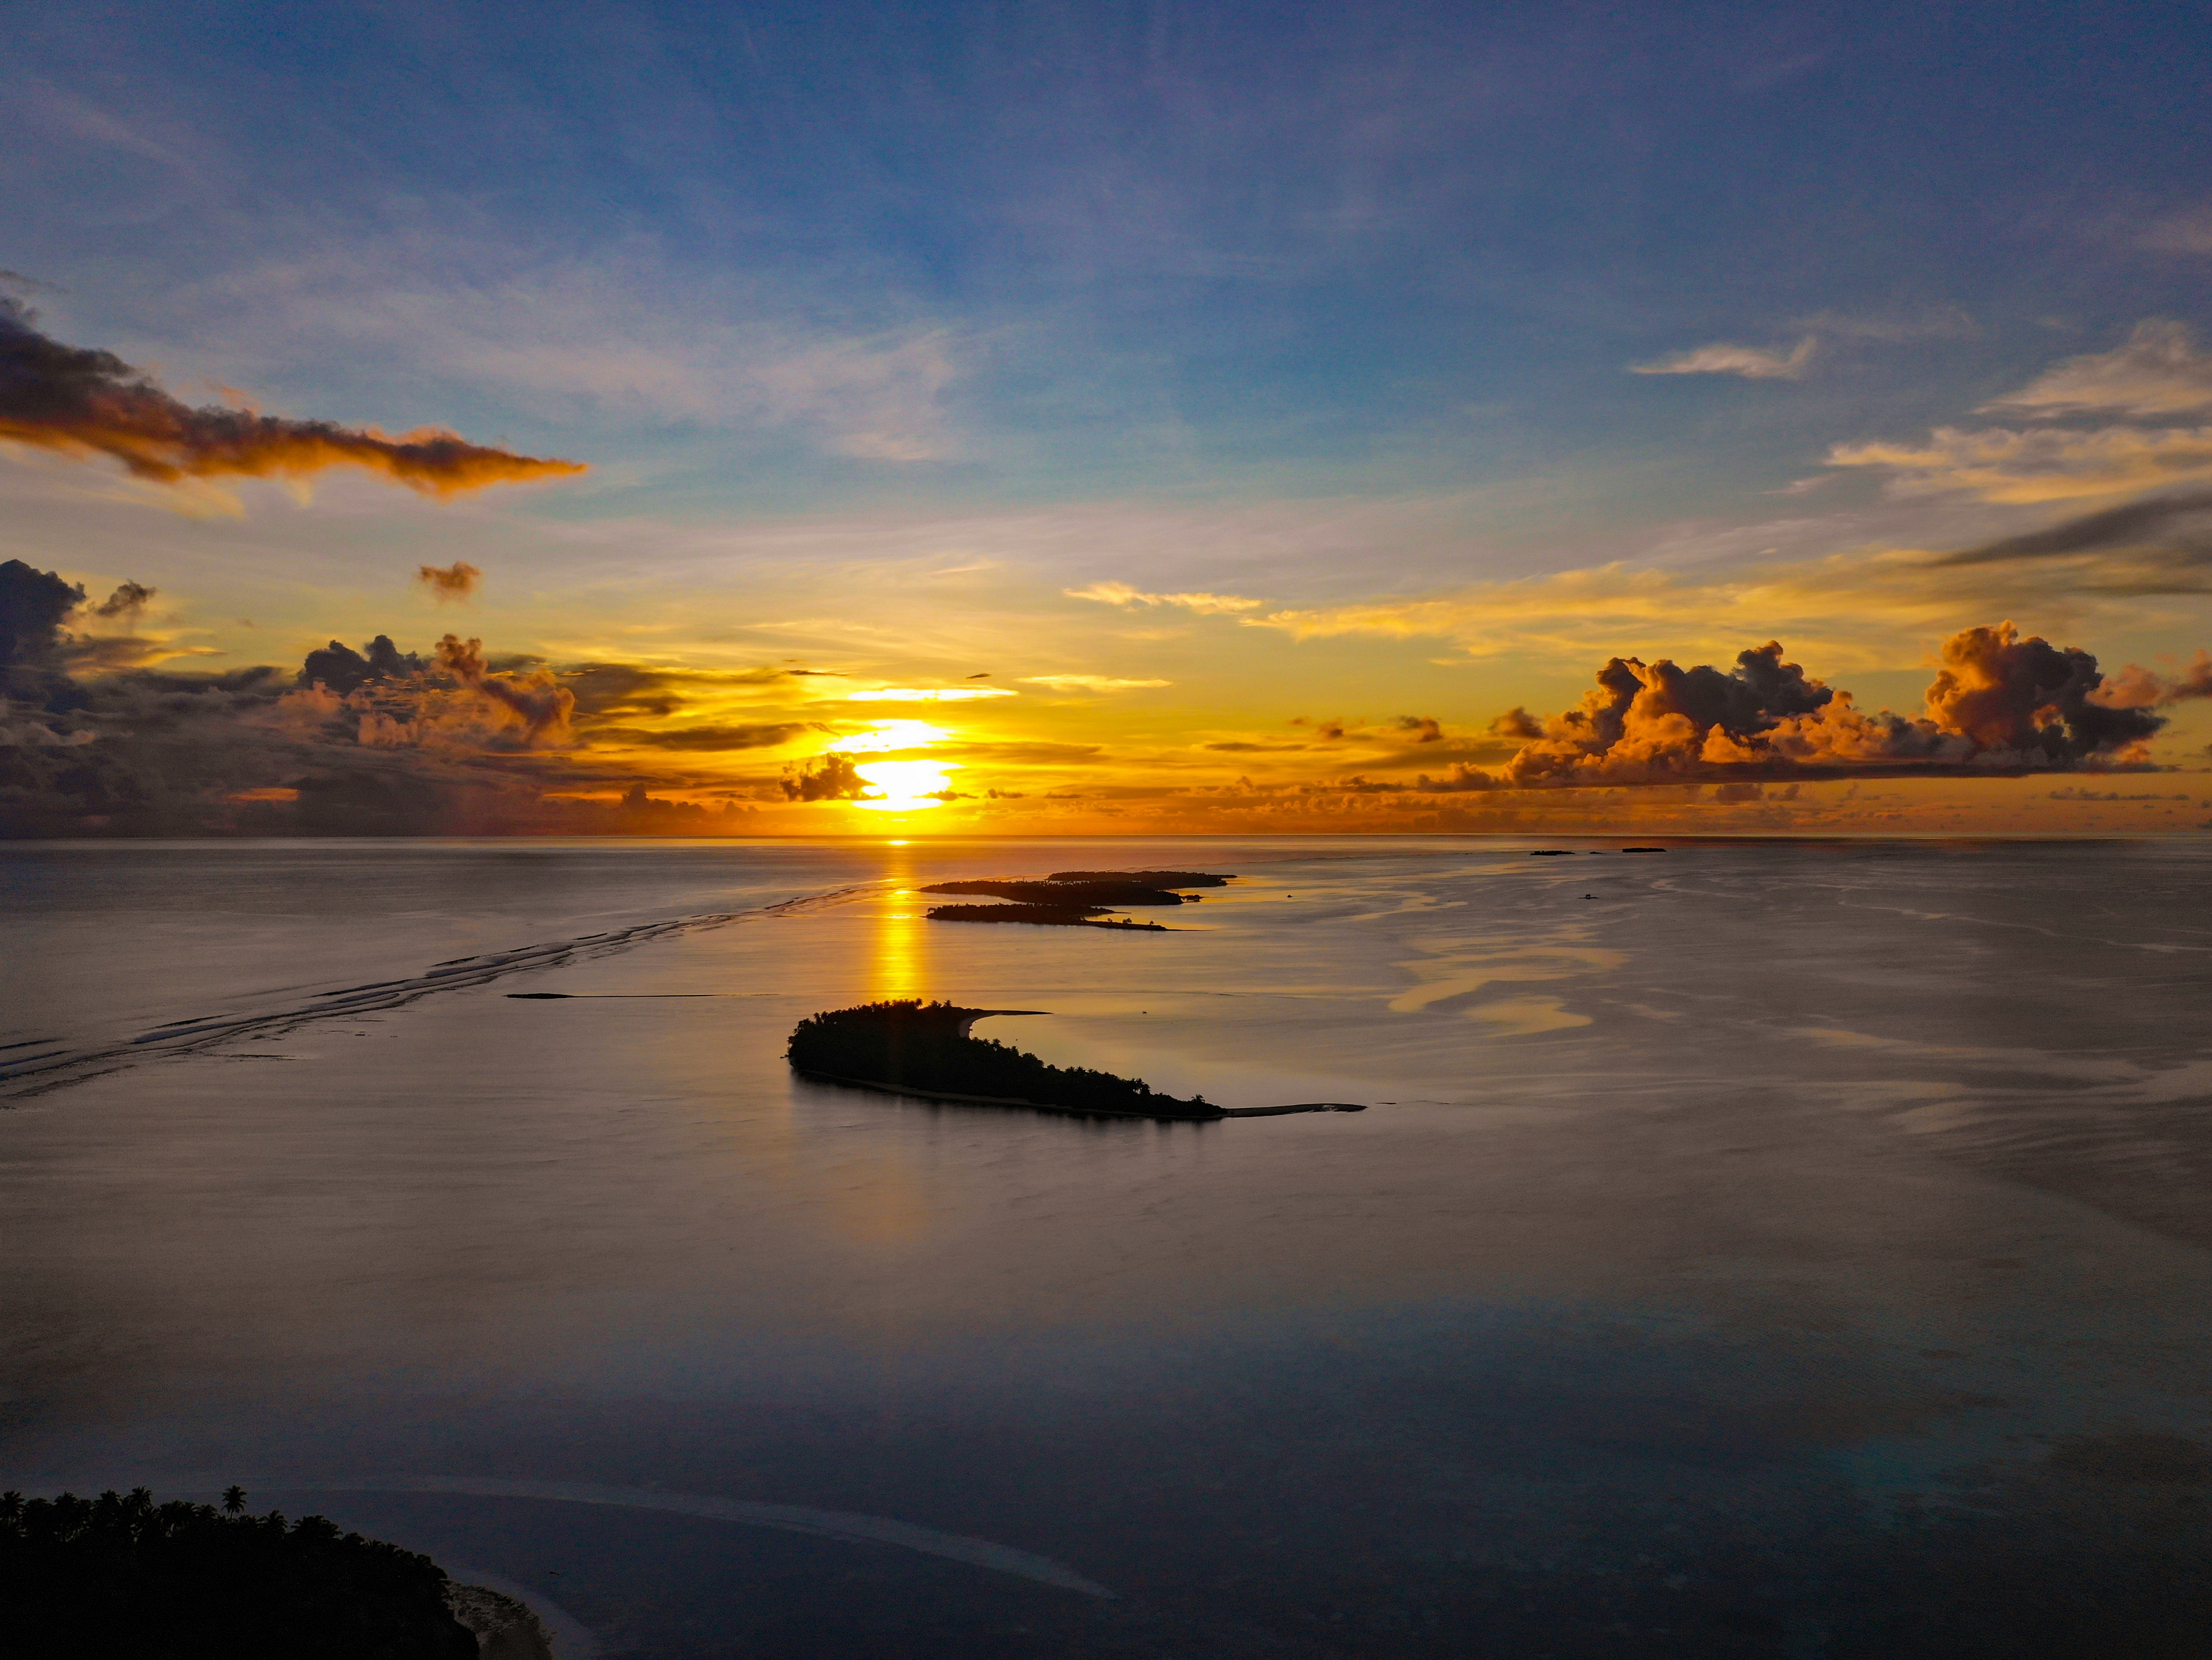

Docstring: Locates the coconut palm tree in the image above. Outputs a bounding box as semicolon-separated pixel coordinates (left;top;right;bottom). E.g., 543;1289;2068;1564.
221;1486;246;1516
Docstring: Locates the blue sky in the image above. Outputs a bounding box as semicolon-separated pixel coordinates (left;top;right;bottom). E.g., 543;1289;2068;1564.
5;0;2212;832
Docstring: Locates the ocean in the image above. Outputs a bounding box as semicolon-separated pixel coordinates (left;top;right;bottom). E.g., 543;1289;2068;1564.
5;836;2211;1656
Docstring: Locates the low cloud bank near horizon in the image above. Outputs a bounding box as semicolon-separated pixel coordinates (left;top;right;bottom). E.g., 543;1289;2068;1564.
0;559;798;835
0;299;586;497
1453;625;2173;791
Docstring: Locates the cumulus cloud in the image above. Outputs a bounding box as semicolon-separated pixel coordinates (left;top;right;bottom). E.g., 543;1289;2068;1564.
0;562;808;836
1480;627;2165;789
2094;649;2212;708
416;561;482;601
0;558;85;667
1394;714;1445;742
1982;322;2212;418
432;634;574;744
0;297;586;496
1630;337;1815;380
1065;580;1265;614
1020;674;1172;691
779;751;873;801
90;580;154;619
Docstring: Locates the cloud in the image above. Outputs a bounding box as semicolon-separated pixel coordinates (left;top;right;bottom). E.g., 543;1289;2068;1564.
1065;581;1265;614
1826;423;2212;502
432;634;575;744
1020;674;1171;691
1982;322;2212;418
845;685;1015;702
299;634;425;694
1481;626;2163;789
416;561;483;601
1629;337;1815;380
779;751;873;801
2139;211;2212;255
2095;649;2212;708
0;558;85;667
589;722;813;751
1394;714;1444;742
1488;707;1543;740
1931;488;2212;573
90;580;154;619
0;563;805;836
0;297;586;496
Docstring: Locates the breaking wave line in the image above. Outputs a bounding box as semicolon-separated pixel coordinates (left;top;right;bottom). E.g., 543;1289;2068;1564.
0;885;874;1100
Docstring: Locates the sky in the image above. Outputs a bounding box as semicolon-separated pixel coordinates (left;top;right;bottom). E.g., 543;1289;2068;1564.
4;0;2212;836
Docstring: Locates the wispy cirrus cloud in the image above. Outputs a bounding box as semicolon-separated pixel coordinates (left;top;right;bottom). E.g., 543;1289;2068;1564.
845;684;1015;702
1980;321;2212;418
1020;674;1171;691
1246;488;2212;665
1827;423;2212;502
1629;337;1815;380
1065;580;1264;613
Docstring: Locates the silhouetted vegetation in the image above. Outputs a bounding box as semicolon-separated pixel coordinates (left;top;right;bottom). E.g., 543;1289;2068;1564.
788;1001;1220;1118
0;1487;476;1659
923;878;1198;906
1045;869;1232;887
919;869;1234;926
925;903;1168;930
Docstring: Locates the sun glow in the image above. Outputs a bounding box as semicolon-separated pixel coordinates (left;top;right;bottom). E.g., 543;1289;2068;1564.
852;757;957;811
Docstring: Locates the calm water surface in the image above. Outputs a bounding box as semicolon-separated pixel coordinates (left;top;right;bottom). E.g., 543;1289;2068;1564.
6;836;2212;1657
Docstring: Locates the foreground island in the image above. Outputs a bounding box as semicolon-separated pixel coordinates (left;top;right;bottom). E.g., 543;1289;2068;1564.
0;1488;516;1659
788;1002;1366;1119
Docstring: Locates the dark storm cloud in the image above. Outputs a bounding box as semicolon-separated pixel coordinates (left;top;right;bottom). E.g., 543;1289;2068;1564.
0;297;586;495
299;635;425;693
0;561;805;836
0;559;83;667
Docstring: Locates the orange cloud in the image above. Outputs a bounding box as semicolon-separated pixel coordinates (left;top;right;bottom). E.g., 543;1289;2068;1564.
0;299;585;496
1482;625;2168;788
416;561;483;600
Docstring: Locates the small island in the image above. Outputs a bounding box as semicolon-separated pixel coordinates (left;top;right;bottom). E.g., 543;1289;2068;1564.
923;903;1169;931
919;868;1234;928
789;1001;1224;1118
788;1001;1367;1119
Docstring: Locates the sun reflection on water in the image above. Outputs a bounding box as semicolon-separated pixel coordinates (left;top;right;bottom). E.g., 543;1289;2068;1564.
871;845;932;1002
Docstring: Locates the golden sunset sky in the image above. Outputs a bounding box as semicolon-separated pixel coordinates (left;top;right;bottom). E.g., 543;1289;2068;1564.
5;2;2210;836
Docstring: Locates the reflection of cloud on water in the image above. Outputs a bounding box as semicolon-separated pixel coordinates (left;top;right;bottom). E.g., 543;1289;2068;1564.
1465;996;1593;1036
1387;944;1625;1013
